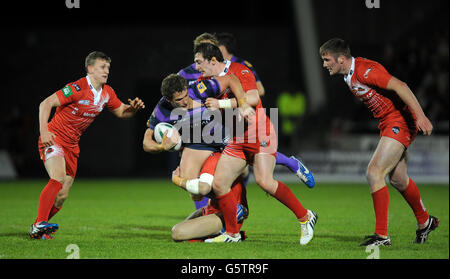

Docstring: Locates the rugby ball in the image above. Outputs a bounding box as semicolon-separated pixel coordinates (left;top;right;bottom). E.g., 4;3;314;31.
154;122;182;151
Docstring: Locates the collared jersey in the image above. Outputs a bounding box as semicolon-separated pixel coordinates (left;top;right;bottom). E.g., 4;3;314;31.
178;55;261;86
49;76;122;147
344;57;415;122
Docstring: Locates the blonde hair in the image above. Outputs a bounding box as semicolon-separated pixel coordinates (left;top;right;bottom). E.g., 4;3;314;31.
193;33;219;47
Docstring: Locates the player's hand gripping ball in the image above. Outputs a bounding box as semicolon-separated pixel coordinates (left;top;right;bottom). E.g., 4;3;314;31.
154;122;182;152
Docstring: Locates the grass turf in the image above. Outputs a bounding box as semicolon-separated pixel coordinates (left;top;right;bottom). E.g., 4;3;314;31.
0;179;448;259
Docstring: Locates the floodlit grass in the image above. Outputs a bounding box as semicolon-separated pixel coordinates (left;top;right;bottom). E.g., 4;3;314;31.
0;179;448;259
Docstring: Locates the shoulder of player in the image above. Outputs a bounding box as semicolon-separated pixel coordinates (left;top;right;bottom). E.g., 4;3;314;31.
179;63;198;74
354;57;386;78
230;61;253;76
233;56;255;69
59;77;85;98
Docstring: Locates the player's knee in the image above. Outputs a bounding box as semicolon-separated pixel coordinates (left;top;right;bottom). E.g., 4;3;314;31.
365;164;385;185
388;174;409;191
171;224;185;242
212;179;227;196
254;176;274;193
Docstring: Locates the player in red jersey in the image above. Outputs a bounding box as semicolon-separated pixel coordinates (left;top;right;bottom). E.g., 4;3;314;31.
194;43;318;244
29;51;145;239
320;38;438;246
171;152;248;242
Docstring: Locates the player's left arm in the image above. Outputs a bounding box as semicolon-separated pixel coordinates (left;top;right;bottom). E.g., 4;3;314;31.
112;97;145;118
386;76;433;135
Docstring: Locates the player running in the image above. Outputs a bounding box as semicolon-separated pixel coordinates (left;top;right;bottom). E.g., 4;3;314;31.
319;38;439;246
194;43;318;245
171;152;249;242
30;51;145;239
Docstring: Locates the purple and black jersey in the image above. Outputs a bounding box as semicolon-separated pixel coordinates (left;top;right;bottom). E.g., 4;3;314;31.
178;56;260;86
178;63;201;86
148;79;228;149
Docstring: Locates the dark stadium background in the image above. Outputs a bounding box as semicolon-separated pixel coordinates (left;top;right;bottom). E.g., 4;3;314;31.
1;0;448;179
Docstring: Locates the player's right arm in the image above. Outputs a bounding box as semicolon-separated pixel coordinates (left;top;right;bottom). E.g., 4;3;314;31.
142;128;177;153
39;93;61;147
386;76;433;136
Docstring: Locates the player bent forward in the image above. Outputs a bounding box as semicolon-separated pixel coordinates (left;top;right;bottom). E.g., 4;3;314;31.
320;38;439;246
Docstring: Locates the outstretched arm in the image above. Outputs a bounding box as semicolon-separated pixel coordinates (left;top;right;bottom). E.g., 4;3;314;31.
112;97;145;118
39;93;60;147
386;77;433;135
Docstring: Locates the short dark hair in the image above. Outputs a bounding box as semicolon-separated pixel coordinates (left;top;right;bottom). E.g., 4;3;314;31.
161;74;187;100
215;32;237;54
85;51;111;71
319;38;352;59
194;43;224;63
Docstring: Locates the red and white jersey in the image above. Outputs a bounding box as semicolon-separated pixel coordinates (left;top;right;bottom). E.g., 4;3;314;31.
344;57;413;121
49;76;122;147
201;60;272;143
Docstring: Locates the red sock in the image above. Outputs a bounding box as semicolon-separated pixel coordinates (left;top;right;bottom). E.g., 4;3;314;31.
48;205;62;221
217;191;240;235
401;178;429;225
35;179;62;224
372;186;389;236
273;181;308;221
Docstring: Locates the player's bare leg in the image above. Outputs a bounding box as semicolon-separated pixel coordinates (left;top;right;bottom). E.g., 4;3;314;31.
30;155;66;239
179;148;213;179
44;155;67;186
54;175;74;208
366;137;406;193
179;147;214;209
205;154;247;242
172;214;223;242
361;136;405;245
252;153;278;194
388;152;438;242
253;153;316;245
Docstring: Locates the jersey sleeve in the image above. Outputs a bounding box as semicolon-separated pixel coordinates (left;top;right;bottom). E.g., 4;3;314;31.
55;84;81;106
106;87;123;111
235;64;257;92
189;79;221;102
359;62;393;90
147;106;162;130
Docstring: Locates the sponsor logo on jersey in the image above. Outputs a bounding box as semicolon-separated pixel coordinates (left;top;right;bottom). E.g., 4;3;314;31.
244;60;253;68
72;84;81;91
78;100;90;105
62;86;73;97
392;127;400;134
197;81;207;94
364;67;373;78
83;112;97;117
241;70;250;75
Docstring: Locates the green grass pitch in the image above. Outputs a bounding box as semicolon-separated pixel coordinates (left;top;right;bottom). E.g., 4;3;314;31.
0;179;448;259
